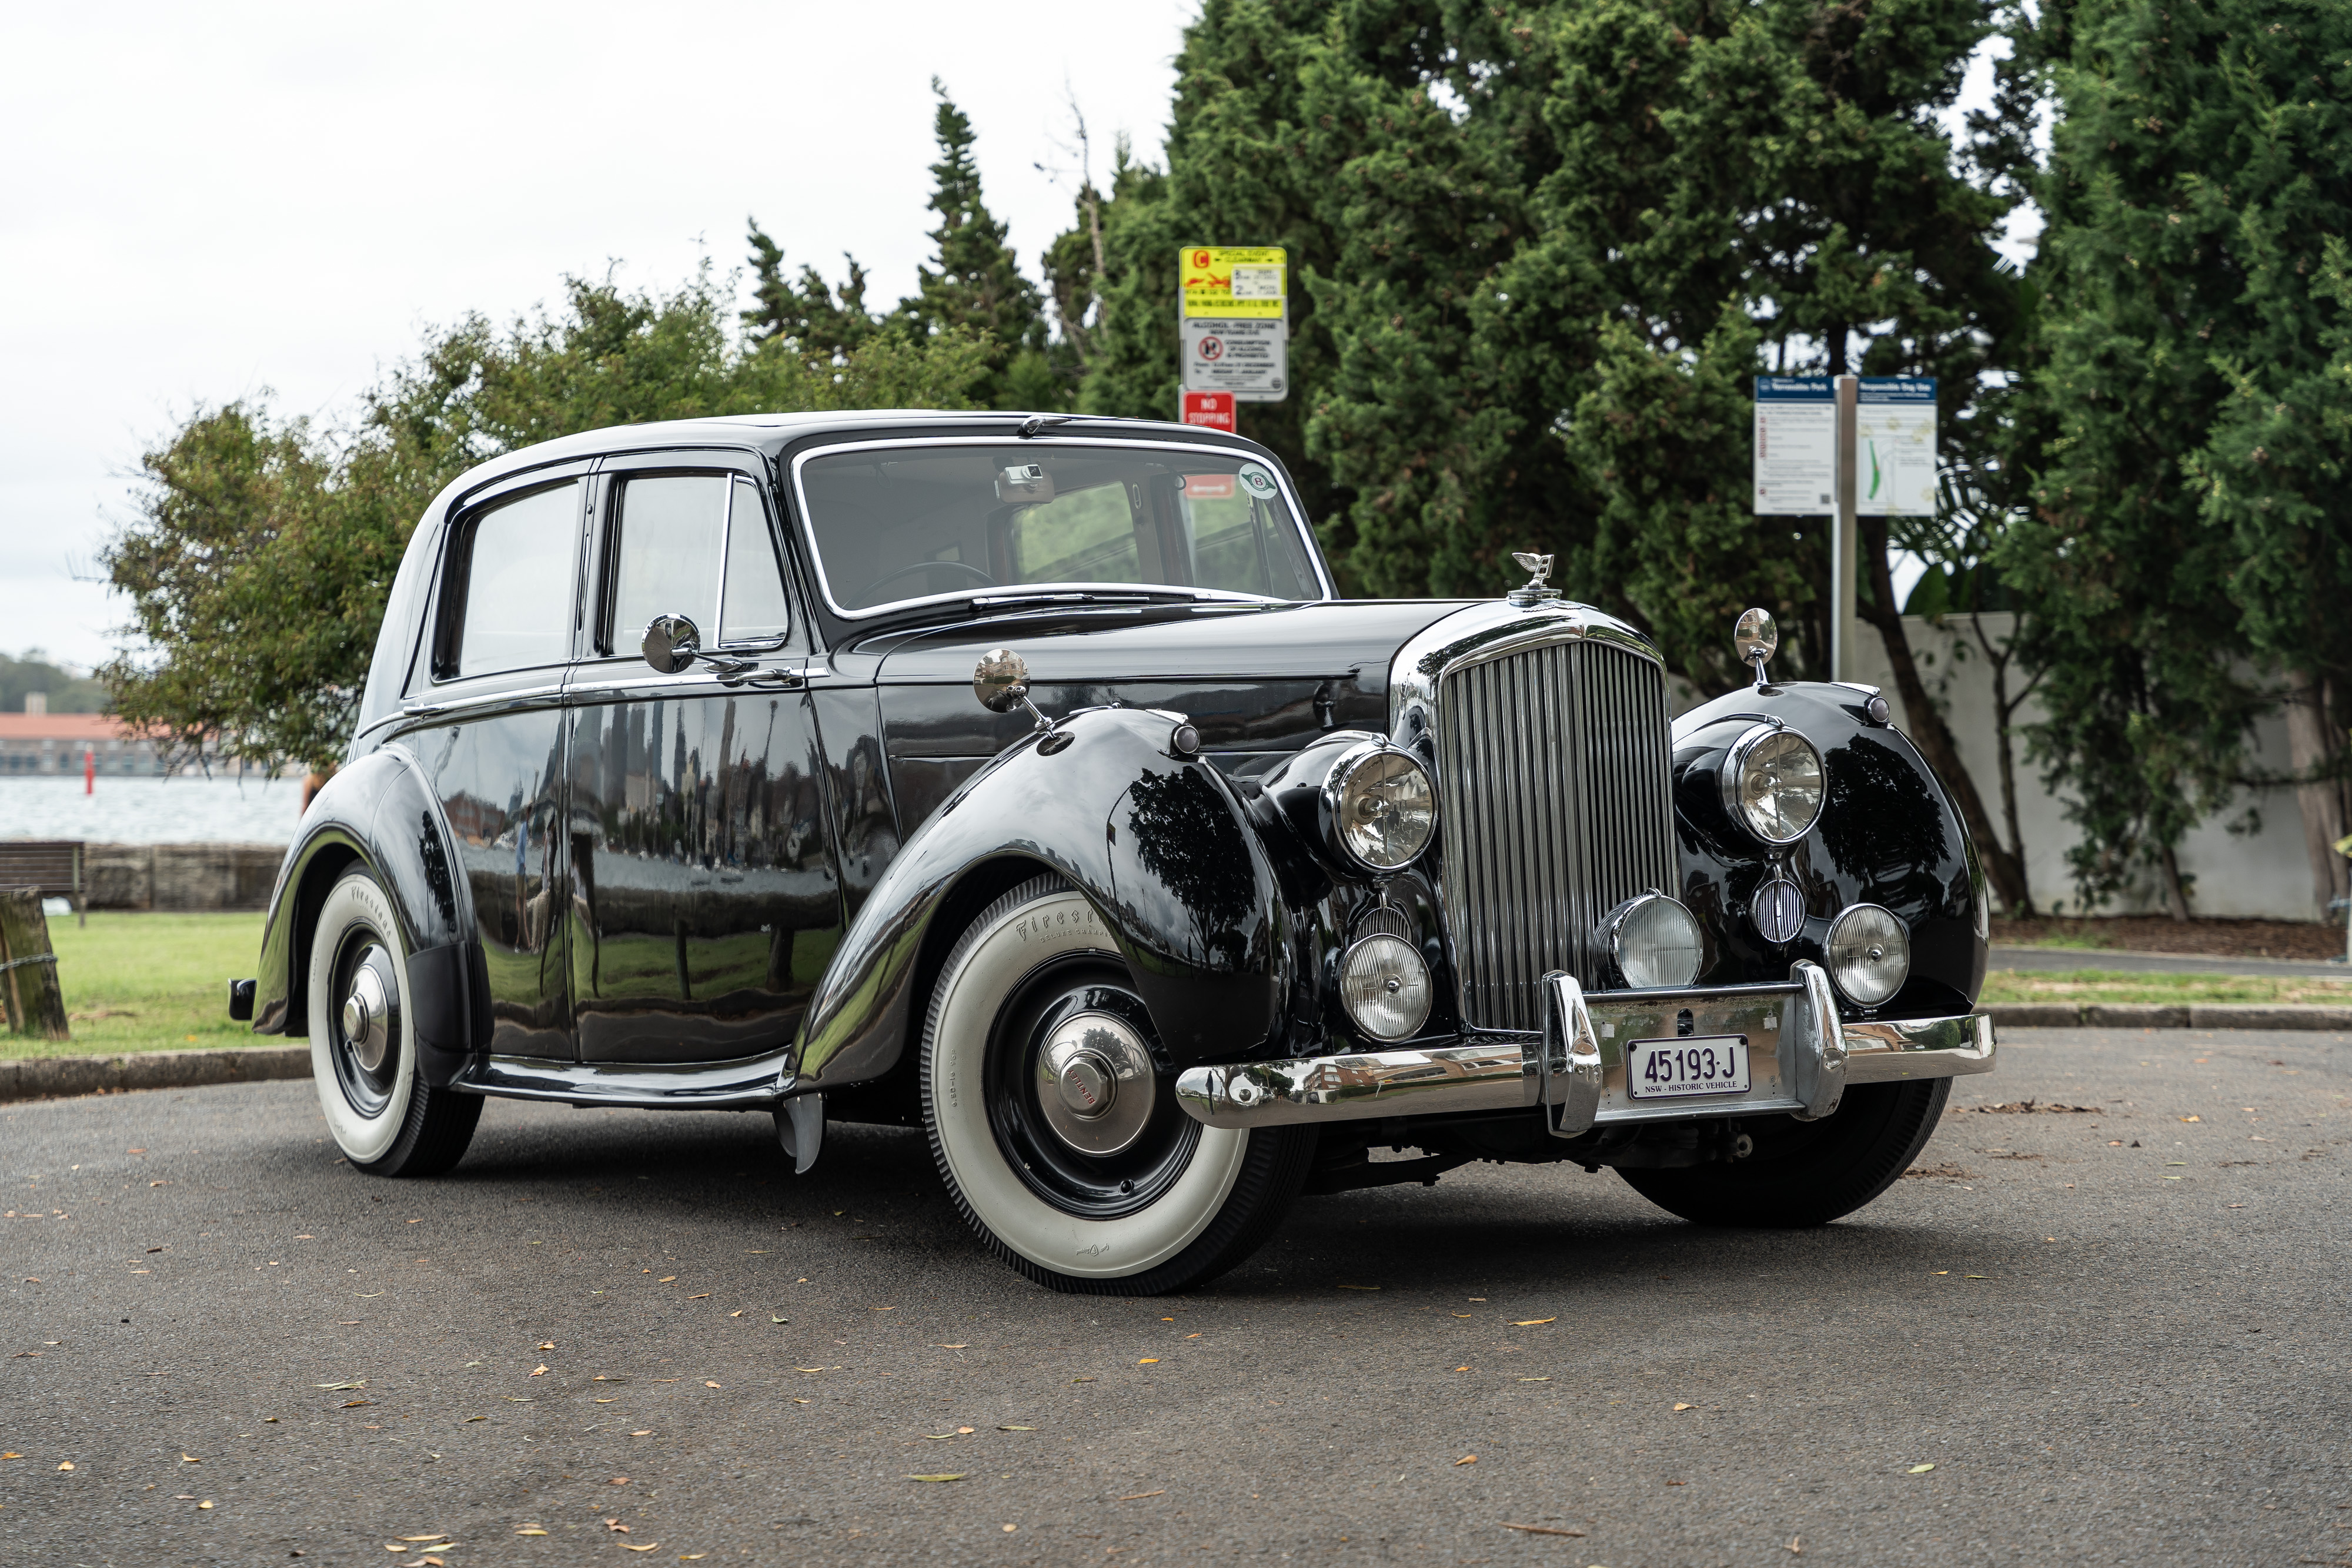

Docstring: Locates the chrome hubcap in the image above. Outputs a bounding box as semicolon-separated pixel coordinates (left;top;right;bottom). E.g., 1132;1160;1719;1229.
1034;1012;1155;1156
341;949;395;1074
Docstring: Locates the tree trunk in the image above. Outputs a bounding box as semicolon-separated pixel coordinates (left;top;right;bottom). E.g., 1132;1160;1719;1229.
0;888;70;1040
2157;842;2193;922
1973;612;2037;918
2283;671;2348;919
1854;514;2034;916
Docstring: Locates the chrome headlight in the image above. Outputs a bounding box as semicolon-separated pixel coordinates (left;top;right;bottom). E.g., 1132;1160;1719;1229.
1721;723;1825;844
1606;893;1704;989
1324;744;1436;872
1339;933;1432;1041
1826;904;1910;1006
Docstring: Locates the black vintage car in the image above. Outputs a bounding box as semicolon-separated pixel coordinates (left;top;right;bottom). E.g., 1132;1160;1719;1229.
232;410;1994;1294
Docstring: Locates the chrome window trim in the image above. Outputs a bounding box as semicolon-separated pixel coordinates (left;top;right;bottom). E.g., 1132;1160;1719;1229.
715;474;791;651
784;434;1338;622
1718;719;1820;847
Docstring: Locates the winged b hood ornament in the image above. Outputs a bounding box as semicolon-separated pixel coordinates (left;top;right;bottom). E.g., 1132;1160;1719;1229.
1507;550;1559;607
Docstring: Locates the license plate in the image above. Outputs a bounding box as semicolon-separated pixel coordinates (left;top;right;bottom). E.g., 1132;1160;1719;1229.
1626;1035;1750;1100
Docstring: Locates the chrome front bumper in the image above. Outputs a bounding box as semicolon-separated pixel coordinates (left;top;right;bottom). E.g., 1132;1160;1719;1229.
1172;962;1994;1135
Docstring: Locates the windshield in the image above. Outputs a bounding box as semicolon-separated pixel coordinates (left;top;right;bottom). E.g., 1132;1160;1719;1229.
795;442;1327;614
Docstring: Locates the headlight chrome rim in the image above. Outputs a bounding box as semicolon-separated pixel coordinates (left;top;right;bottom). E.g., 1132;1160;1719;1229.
1603;892;1705;991
1338;932;1433;1041
1720;721;1825;845
1321;741;1437;873
1826;902;1910;1007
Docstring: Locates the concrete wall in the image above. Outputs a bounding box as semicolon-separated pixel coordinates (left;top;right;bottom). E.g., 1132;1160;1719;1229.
85;842;284;912
1843;613;2318;921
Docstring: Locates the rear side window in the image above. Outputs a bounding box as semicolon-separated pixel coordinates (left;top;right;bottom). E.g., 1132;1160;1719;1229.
450;482;578;678
720;478;790;646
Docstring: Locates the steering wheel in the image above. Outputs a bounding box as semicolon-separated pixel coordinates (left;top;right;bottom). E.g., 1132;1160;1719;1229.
858;558;998;601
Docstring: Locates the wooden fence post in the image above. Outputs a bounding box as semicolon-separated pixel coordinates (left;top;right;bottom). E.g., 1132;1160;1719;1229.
0;888;70;1039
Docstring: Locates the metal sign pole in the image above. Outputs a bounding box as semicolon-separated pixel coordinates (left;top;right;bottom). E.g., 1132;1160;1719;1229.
1833;374;1859;683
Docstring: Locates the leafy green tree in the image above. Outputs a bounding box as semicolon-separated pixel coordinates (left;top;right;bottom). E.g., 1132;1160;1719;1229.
898;80;1050;408
1999;0;2351;915
0;653;110;714
105;272;988;771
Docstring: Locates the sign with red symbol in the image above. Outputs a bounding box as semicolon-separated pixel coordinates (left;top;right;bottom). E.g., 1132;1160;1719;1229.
1181;392;1236;433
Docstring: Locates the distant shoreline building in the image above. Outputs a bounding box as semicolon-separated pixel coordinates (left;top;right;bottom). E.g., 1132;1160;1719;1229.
0;696;266;778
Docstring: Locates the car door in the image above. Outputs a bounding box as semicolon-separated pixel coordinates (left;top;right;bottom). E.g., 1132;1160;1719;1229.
402;464;588;1059
563;450;844;1064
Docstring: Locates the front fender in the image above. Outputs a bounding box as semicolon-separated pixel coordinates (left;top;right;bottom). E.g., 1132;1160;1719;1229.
1671;681;1987;1015
251;743;485;1085
791;707;1294;1093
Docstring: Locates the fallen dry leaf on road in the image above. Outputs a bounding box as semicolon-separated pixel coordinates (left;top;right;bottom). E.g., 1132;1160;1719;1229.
703;1381;720;1389
1500;1523;1584;1537
180;1454;199;1463
514;1526;547;1536
605;1519;629;1532
938;1343;967;1349
630;1430;650;1437
1184;1333;1201;1340
529;1366;549;1378
1673;1403;1694;1412
618;1544;658;1553
907;1474;965;1483
1907;1464;1935;1474
658;1277;676;1283
998;1426;1035;1432
608;1477;630;1486
1512;1318;1556;1326
537;1342;555;1350
315;1380;366;1391
1118;1490;1166;1500
342;1400;374;1409
729;1311;744;1318
1455;1456;1477;1466
688;1294;710;1301
1138;1359;1160;1365
464;1416;485;1423
1787;1535;1802;1554
57;1462;73;1471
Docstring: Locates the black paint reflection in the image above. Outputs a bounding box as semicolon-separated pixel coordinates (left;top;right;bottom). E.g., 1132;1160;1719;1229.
567;691;844;1064
422;711;571;1057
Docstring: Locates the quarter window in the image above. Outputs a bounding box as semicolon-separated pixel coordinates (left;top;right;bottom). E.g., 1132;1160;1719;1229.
719;478;790;645
452;482;579;678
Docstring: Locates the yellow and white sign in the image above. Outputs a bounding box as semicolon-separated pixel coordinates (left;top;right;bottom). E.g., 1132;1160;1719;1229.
1180;246;1286;321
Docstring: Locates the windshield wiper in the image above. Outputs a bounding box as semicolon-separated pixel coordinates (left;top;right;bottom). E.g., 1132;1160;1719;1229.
967;589;1210;610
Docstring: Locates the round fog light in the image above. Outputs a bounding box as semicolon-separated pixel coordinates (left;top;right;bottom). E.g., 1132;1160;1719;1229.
1826;904;1910;1006
1610;894;1703;989
1339;933;1431;1042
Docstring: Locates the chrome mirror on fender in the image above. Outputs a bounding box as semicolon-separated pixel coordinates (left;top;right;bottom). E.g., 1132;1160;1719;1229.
1733;607;1778;688
974;647;1053;732
642;614;703;674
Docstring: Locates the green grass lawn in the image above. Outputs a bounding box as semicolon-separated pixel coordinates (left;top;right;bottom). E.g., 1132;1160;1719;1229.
1977;967;2352;1008
4;911;266;1059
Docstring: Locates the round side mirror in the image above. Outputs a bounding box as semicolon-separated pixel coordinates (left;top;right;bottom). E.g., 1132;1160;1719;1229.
643;614;703;676
1733;607;1779;670
973;647;1031;714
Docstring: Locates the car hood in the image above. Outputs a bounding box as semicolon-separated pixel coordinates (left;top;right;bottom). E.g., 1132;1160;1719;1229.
865;598;1481;694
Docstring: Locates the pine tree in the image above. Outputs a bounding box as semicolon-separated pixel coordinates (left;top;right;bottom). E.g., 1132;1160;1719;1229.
900;80;1048;407
743;219;879;360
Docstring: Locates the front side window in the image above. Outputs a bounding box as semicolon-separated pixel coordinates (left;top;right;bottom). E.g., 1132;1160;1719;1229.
452;482;578;678
609;474;727;649
796;444;1326;614
604;474;787;653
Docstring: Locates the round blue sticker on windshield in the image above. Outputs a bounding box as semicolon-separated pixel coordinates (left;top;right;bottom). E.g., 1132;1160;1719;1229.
1237;463;1278;500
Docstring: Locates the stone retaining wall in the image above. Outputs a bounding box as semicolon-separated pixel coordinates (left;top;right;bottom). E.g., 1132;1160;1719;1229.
83;842;285;912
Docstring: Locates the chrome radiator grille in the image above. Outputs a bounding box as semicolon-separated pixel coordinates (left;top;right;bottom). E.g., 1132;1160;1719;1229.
1433;636;1679;1031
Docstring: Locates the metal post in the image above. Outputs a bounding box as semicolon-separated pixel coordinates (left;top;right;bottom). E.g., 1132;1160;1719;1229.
1833;375;1859;683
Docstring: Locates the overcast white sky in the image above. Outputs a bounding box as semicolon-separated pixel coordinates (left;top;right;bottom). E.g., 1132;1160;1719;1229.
1;6;2028;677
0;0;1192;672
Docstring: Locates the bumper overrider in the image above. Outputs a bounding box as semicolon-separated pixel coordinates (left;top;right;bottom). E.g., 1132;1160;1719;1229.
1173;961;1993;1134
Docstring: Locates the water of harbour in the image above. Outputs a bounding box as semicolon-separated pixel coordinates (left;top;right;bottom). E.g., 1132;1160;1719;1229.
0;776;304;844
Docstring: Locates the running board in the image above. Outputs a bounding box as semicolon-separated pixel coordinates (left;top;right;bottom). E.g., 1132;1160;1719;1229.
457;1049;796;1109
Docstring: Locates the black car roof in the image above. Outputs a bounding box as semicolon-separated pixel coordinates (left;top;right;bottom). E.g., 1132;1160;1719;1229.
442;410;1268;504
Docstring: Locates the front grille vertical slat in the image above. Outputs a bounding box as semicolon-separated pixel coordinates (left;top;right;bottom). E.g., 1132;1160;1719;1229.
1434;636;1678;1032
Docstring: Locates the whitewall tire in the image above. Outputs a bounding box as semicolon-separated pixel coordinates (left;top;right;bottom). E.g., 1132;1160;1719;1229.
306;867;481;1177
921;874;1315;1295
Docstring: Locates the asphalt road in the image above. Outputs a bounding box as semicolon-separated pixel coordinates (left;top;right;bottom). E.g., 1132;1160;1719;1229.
4;1027;2348;1567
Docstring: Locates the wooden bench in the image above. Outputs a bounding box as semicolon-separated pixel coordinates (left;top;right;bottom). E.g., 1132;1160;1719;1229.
0;841;84;925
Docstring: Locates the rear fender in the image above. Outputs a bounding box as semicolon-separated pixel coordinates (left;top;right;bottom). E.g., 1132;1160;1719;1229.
250;744;485;1086
791;706;1293;1093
